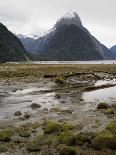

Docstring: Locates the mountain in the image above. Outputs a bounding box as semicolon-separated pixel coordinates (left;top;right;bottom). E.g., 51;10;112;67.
17;34;40;53
18;11;113;61
110;45;116;58
0;23;29;62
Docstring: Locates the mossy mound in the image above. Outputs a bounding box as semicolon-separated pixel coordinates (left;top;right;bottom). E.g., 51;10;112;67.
97;102;110;109
105;121;116;134
61;123;76;132
15;127;30;137
76;132;96;146
43;120;76;134
43;120;61;134
0;145;8;153
19;130;30;137
105;108;114;115
92;130;116;150
58;132;76;146
59;145;77;155
55;76;66;85
26;135;45;152
0;129;11;142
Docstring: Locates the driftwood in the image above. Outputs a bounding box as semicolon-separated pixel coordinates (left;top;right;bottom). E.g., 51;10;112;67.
43;72;102;79
84;84;116;91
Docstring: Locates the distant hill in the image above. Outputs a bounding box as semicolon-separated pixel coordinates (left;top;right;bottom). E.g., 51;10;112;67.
0;23;29;62
18;11;113;61
110;45;116;58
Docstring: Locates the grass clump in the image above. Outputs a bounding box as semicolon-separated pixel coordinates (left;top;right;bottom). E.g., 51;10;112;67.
91;130;116;150
61;123;76;132
43;120;61;134
76;132;96;146
104;108;114;115
26;135;45;152
0;129;11;142
0;145;8;153
55;76;66;85
58;145;77;155
58;132;76;146
105;121;116;134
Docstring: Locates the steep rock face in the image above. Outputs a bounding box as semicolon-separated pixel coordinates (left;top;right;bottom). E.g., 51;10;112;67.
0;23;28;62
40;24;103;60
18;11;113;60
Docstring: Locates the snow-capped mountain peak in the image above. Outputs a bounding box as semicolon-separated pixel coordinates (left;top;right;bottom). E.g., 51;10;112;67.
54;10;83;29
62;10;79;19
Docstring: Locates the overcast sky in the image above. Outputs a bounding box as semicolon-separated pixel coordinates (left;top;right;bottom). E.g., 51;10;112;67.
0;0;115;47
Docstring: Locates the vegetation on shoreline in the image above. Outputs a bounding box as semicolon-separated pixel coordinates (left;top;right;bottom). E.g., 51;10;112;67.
0;63;116;83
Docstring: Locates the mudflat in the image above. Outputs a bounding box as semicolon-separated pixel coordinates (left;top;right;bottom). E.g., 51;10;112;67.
0;63;116;155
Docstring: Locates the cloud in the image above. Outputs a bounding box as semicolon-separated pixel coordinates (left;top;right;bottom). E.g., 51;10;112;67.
0;0;115;47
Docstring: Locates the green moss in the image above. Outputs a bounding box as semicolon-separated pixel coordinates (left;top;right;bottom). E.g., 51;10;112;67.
105;108;114;115
92;130;116;150
61;123;75;132
32;122;40;129
26;135;45;152
97;102;110;109
58;132;75;146
55;76;66;85
76;132;96;145
0;129;11;142
106;121;116;134
0;145;8;153
59;145;76;155
43;120;61;134
26;141;41;152
15;127;30;137
19;130;30;137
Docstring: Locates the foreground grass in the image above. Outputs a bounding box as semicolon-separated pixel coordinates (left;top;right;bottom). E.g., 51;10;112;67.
0;63;116;80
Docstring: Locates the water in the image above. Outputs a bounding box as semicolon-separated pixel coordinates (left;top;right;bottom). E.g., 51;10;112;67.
0;84;59;120
83;80;116;102
10;60;116;65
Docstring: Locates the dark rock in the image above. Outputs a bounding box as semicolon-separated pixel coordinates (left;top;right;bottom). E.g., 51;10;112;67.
24;112;30;119
30;103;41;109
97;102;110;109
14;111;22;116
